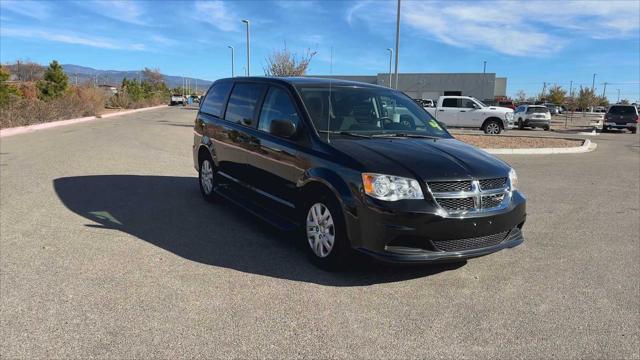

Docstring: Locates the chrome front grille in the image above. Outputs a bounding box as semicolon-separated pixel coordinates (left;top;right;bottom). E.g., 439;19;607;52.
479;177;507;190
427;177;510;215
427;181;472;193
432;231;509;252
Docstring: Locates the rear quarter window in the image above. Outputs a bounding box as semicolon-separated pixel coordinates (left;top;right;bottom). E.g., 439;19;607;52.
201;82;232;117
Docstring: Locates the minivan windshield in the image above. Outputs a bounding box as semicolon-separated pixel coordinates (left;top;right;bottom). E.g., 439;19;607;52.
297;86;451;138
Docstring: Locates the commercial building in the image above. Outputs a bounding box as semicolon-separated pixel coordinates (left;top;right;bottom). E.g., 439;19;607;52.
312;73;507;101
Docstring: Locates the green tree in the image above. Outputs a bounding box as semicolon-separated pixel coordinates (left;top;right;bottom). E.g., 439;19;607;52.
576;87;596;110
37;60;68;100
596;95;609;107
548;85;566;105
0;66;21;107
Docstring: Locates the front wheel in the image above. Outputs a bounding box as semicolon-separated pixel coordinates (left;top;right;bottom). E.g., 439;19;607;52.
543;125;550;131
484;120;502;135
304;196;350;270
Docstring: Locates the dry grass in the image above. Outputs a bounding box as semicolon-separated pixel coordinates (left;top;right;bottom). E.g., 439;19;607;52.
0;86;107;128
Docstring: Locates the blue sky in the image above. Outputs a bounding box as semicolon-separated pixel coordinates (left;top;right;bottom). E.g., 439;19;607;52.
1;0;639;101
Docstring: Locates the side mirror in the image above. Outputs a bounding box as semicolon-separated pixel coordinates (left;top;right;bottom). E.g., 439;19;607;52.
269;119;297;138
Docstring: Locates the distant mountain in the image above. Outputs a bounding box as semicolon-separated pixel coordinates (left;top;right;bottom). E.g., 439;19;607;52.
61;64;213;91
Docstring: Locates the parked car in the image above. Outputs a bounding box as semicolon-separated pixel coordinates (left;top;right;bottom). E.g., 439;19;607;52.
498;100;516;110
170;94;185;106
603;104;638;133
425;96;515;134
514;105;551;131
544;104;560;115
193;77;526;269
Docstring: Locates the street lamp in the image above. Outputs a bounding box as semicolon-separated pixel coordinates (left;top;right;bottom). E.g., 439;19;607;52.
591;73;596;92
241;19;250;76
228;45;235;77
386;48;393;88
393;0;401;89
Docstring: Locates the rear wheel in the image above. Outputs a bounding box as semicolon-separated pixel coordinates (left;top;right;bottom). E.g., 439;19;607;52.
543;125;550;131
601;126;608;133
484;120;502;135
304;194;350;270
631;127;637;134
518;118;524;130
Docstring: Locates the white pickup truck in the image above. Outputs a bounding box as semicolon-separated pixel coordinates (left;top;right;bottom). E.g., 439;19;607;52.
426;96;514;134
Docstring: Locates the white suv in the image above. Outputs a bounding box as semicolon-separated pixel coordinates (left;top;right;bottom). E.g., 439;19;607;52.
514;105;551;131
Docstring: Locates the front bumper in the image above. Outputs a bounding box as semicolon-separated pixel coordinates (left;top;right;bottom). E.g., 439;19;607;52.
346;191;526;263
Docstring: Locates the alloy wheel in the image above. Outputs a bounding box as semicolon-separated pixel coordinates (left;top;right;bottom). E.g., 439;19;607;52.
306;203;335;258
200;160;214;195
486;122;501;134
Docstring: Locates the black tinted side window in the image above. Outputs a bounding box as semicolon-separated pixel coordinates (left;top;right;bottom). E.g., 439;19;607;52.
201;82;232;117
258;87;300;135
225;83;266;127
442;98;458;108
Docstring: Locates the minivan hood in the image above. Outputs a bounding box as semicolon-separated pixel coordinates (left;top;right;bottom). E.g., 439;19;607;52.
330;137;511;182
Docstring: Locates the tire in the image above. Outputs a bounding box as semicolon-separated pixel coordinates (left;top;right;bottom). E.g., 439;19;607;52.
543;125;550;131
483;120;502;135
518;118;524;130
303;193;350;271
631;128;637;134
601;126;608;133
198;154;217;202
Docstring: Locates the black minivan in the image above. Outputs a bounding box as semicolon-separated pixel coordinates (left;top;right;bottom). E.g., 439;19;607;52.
193;77;526;269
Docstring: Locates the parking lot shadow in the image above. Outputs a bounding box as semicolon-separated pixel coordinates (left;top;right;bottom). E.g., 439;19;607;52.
53;175;463;286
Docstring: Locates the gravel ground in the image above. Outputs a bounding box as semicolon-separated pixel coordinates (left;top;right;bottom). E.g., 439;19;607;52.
456;134;583;149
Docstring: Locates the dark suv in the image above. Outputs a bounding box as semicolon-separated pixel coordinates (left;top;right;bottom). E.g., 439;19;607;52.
193;77;526;269
603;105;638;133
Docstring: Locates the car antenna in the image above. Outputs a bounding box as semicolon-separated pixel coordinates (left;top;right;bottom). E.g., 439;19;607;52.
327;46;333;143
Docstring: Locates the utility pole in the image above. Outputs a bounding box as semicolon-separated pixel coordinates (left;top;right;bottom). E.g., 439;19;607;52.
542;82;547;100
602;82;607;98
591;73;596;92
569;80;573;97
242;20;250;76
617;89;621;103
483;60;486;74
386;48;393;87
75;73;78;86
228;45;235;77
393;0;401;90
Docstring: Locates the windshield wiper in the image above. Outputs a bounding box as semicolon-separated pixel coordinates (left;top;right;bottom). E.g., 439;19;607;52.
317;130;372;138
371;132;439;140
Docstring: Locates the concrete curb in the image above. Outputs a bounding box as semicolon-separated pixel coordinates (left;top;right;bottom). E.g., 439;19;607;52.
0;105;168;138
483;139;596;155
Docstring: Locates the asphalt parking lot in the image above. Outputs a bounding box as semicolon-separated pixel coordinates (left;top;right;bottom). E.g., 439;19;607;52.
1;107;638;358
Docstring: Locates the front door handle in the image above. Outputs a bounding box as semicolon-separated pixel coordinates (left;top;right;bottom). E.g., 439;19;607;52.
438;109;445;112
460;110;466;112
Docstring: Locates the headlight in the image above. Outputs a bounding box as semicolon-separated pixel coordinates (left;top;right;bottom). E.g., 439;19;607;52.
506;112;514;120
509;168;518;190
362;173;424;201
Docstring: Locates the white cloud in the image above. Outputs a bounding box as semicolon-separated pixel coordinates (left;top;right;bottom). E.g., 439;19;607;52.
347;0;640;57
194;0;239;32
0;0;51;20
1;26;147;51
75;0;147;26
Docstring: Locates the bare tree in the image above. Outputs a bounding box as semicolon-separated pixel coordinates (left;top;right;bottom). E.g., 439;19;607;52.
8;60;44;81
515;90;526;103
264;48;317;77
142;67;164;84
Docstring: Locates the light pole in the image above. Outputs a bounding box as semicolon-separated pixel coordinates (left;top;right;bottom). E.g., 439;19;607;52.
483;60;486;74
242;19;250;76
393;0;401;89
386;48;393;87
228;45;235;77
591;73;596;92
617;89;621;103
